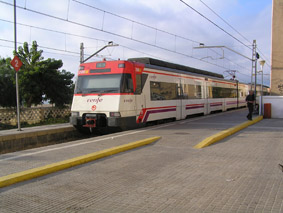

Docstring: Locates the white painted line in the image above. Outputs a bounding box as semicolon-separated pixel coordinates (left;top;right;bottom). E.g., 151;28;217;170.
0;123;174;162
183;122;239;125
0;108;245;162
179;109;243;125
248;126;283;130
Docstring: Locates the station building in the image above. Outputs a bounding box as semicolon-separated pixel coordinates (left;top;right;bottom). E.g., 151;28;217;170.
271;0;283;95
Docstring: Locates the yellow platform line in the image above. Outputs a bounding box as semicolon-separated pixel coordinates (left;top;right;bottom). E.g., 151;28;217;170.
194;116;263;149
0;136;161;188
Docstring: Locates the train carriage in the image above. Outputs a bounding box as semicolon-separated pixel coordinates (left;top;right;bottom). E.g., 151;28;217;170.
70;57;249;132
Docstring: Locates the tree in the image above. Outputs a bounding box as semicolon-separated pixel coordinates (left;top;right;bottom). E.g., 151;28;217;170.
15;41;74;107
0;57;16;107
42;60;75;106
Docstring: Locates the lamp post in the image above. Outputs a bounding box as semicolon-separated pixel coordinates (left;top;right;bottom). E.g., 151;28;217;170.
259;60;265;115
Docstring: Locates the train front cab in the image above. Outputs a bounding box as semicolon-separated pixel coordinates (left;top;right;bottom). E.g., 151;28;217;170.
70;60;148;132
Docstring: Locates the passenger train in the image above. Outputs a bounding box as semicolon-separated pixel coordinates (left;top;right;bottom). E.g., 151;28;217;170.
70;57;250;132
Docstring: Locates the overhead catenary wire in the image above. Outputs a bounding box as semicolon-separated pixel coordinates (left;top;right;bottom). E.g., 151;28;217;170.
72;0;200;44
198;0;252;46
0;3;241;69
0;16;254;78
71;0;258;72
4;39;255;82
0;18;110;46
0;0;270;83
179;0;252;50
0;38;264;83
1;36;256;84
0;38;80;56
179;0;271;76
198;0;271;69
0;38;118;65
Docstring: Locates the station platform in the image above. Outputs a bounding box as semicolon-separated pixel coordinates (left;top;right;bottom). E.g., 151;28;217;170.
0;123;77;154
1;108;283;212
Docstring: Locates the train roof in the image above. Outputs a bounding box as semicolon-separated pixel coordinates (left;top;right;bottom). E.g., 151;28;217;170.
128;57;224;79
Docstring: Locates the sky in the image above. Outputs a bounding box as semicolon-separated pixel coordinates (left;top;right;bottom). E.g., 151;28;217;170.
0;0;272;86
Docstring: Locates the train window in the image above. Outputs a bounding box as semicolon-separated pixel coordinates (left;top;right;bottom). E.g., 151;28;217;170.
239;90;244;97
118;63;125;68
135;74;142;94
75;74;124;94
121;74;133;93
135;74;148;94
229;89;237;98
96;62;106;68
212;87;222;98
89;68;111;73
207;86;212;98
223;88;237;98
182;84;202;99
141;74;148;89
150;81;178;101
208;87;237;98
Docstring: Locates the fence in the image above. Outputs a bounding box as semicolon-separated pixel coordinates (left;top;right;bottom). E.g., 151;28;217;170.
0;106;71;125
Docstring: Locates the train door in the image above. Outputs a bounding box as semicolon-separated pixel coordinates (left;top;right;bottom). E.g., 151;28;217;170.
204;80;209;115
135;93;146;123
135;73;148;124
177;79;186;120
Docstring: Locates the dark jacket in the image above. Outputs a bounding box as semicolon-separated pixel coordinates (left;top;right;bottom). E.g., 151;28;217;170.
246;94;255;106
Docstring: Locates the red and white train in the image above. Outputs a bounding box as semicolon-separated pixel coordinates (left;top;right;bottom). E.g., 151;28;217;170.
70;57;249;132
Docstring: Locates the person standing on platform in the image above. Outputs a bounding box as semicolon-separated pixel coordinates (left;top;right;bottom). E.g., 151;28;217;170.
246;90;255;120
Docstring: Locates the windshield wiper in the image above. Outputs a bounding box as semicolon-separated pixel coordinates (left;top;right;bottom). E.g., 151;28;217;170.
80;90;99;96
80;89;118;96
97;89;118;96
102;89;118;92
83;90;99;94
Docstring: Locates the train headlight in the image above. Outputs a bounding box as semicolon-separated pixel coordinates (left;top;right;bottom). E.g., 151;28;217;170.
110;112;121;117
71;112;79;117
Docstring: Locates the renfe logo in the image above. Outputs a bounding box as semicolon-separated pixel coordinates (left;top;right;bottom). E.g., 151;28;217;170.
91;105;97;111
87;97;103;104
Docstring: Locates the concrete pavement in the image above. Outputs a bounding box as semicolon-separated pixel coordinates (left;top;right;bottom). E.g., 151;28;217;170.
0;108;283;212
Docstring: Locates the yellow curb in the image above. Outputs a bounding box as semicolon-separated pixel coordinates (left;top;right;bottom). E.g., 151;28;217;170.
0;136;161;188
194;116;263;149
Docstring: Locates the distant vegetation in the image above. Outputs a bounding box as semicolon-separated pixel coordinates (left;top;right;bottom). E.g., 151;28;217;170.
0;41;74;108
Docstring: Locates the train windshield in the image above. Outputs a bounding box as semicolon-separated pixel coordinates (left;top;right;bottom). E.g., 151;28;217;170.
75;74;133;94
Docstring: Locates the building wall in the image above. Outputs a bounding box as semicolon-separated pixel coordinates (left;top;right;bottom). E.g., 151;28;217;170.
263;96;283;118
271;0;283;95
